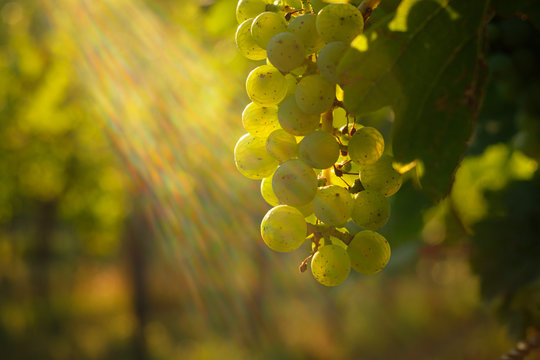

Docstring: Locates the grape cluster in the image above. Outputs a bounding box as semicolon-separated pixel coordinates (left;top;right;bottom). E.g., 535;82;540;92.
233;0;403;286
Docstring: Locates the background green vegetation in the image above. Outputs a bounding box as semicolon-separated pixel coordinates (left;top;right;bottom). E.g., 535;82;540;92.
0;0;538;359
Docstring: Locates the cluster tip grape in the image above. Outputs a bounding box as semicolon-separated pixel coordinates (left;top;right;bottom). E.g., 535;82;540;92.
234;0;403;287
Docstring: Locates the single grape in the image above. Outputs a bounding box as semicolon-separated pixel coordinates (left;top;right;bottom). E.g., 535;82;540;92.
236;0;267;24
251;11;288;49
278;95;321;135
311;244;351;286
295;201;313;218
351;190;390;230
313;185;353;226
317;41;348;84
316;3;364;44
298;130;340;169
295;74;335;115
348;126;384;165
242;102;280;138
347;230;390;274
285;74;298;96
261;205;307;252
359;154;402;197
234;133;279;179
272;158;317;206
235;18;267;60
287;14;325;54
261;176;279;206
266;129;298;162
267;32;306;73
332;107;347;129
246;64;288;106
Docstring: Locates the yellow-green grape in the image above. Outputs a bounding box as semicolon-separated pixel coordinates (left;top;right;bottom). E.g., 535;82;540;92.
236;0;267;24
287;14;325;54
235;18;267;60
246;64;288;106
295;74;335;115
317;41;348;84
348;126;384;165
266;129;298;162
359;154;403;197
351;190;390;230
298;130;340;169
261;205;307;252
332;107;347;129
347;230;390;274
313;185;353;226
234;133;279;179
295;201;313;218
285;74;298;96
242;102;280;138
261;176;279;206
316;3;364;44
278;95;321;135
272;158;317;206
251;11;288;49
311;244;351;286
267;32;306;73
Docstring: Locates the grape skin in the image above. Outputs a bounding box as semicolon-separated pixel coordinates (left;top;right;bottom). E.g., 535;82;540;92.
235;18;267;60
236;0;267;24
251;11;288;49
316;3;364;44
295;74;335;115
311;244;351;286
272;158;317;206
234;133;279;179
347;230;390;274
246;64;288;106
359;154;403;197
261;176;279;206
317;41;348;84
278;95;321;136
242;102;280;138
267;32;306;73
266;129;298;162
288;14;325;54
261;205;307;252
298;130;340;169
351;190;390;230
313;185;353;226
348;126;384;165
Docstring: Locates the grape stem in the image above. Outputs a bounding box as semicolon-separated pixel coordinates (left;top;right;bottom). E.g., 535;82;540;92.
306;223;354;246
300;0;313;14
358;0;382;22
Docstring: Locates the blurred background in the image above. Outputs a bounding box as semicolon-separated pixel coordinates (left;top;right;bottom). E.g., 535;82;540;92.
0;0;539;359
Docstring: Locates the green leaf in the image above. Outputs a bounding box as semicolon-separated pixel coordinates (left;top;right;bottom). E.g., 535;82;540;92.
337;0;490;200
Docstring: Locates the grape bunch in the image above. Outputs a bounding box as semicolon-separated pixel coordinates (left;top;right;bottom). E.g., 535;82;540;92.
233;0;403;286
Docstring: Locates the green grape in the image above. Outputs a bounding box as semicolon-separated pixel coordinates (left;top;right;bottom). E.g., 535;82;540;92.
347;230;390;274
359;154;402;197
285;0;302;9
317;41;348;84
313;185;353;226
235;18;267;60
288;14;325;54
295;201;313;218
261;205;307;252
351;190;390;230
242;102;280;138
285;74;298;96
333;107;348;129
246;64;288;106
272;158;317;206
266;129;298;162
267;32;306;73
348;126;384;165
234;133;279;179
311;244;351;286
251;11;288;49
278;95;321;135
298;130;340;169
316;3;364;44
261;176;279;206
310;0;326;13
236;0;267;24
295;74;335;115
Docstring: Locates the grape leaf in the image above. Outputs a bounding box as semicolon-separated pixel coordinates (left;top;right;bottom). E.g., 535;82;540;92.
337;0;490;200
